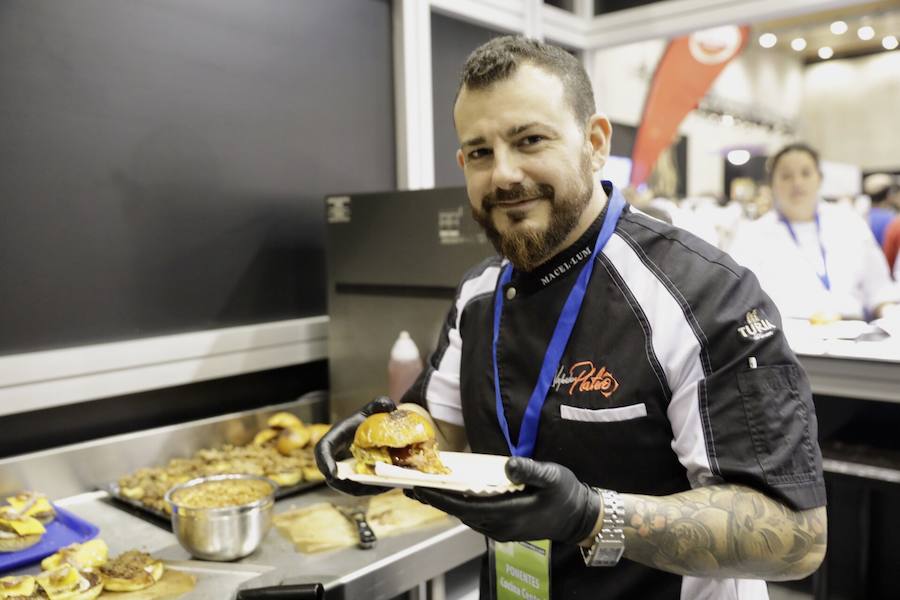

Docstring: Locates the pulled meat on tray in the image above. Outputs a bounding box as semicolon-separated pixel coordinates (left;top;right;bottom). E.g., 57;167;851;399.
116;444;320;515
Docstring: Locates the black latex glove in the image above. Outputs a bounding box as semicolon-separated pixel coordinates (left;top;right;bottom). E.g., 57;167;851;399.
409;457;601;544
314;396;396;496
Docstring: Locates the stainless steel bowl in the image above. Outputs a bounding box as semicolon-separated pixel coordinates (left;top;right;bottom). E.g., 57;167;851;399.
164;473;275;561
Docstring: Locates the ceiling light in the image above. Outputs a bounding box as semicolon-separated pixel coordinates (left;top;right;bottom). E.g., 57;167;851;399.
727;150;751;166
818;46;834;60
721;114;735;126
884;35;899;51
857;26;875;41
830;21;848;35
791;38;807;51
758;33;777;48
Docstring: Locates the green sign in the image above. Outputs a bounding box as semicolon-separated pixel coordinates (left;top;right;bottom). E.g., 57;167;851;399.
491;539;551;600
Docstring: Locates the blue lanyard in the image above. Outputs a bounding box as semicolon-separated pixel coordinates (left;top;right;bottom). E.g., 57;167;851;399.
491;187;626;458
777;210;831;291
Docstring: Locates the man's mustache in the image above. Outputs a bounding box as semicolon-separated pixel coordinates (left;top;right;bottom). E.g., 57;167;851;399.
482;184;555;210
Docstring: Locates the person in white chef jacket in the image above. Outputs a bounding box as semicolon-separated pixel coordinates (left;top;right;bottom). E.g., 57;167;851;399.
729;143;900;321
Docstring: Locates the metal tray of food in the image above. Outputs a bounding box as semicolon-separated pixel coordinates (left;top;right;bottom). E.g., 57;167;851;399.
103;420;329;527
103;478;324;525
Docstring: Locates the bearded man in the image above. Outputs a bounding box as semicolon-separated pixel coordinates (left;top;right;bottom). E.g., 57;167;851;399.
318;36;826;599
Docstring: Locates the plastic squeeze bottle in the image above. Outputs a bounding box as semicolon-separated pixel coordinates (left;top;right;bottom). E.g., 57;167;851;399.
388;331;424;403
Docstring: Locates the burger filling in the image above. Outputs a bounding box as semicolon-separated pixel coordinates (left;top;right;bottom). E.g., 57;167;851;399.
99;551;156;581
388;440;449;474
352;440;449;475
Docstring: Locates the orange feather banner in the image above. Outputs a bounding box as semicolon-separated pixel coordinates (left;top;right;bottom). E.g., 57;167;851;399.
630;25;749;187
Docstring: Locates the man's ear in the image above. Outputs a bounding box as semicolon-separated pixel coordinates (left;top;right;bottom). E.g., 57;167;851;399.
586;114;612;172
456;148;465;171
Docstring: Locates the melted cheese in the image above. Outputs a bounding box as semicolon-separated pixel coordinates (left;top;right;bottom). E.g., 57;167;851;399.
0;514;45;536
41;539;109;571
0;575;36;598
36;565;80;595
6;495;53;519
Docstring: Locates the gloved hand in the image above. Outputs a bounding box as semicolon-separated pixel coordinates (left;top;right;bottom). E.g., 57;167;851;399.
314;396;395;496
409;457;601;544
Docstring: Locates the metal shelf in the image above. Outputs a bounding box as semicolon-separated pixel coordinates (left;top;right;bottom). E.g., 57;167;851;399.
798;354;900;404
822;457;900;484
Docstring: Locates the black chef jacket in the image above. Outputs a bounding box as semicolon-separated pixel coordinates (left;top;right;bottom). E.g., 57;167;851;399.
403;182;827;599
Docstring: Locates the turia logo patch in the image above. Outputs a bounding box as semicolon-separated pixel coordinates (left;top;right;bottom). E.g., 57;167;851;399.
738;308;777;341
552;361;619;398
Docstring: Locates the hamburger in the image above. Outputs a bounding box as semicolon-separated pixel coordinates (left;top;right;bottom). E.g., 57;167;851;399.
307;423;331;447
350;410;450;475
0;506;45;553
98;550;164;592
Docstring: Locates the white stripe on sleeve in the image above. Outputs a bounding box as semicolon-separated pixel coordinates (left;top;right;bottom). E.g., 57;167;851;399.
602;233;718;488
425;264;501;428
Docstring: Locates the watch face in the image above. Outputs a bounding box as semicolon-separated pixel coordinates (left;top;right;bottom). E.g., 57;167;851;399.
589;546;624;567
582;539;624;567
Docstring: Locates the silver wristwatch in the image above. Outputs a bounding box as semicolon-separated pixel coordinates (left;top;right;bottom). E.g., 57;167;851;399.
580;488;625;567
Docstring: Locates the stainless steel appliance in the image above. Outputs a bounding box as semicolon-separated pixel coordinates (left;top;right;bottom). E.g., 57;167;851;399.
324;187;495;421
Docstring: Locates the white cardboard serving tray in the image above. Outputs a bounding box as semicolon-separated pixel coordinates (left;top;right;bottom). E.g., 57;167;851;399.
336;451;524;496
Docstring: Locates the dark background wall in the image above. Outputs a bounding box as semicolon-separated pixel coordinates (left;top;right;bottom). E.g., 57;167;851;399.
594;0;666;14
0;0;395;356
431;13;503;188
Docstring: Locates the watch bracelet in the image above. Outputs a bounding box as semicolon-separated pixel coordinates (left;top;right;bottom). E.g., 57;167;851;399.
580;488;625;566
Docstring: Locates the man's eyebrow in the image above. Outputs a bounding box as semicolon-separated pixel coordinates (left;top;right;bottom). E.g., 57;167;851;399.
460;136;486;149
506;122;546;137
461;123;554;149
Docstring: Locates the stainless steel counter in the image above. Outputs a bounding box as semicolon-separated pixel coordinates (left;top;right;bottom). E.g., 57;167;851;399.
787;324;900;404
0;397;485;600
798;352;900;404
11;487;484;600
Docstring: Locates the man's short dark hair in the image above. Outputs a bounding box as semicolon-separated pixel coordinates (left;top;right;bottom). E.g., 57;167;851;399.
456;35;596;129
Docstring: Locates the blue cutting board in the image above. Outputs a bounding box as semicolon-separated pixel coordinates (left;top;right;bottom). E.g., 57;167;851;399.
0;506;99;574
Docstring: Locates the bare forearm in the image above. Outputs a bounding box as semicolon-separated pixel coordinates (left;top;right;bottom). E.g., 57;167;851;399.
616;484;826;580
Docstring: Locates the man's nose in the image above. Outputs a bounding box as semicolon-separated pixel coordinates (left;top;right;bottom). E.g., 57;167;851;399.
491;147;524;190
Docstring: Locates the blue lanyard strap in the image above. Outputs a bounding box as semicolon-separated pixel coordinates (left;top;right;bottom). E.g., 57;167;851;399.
777;210;831;291
492;186;627;458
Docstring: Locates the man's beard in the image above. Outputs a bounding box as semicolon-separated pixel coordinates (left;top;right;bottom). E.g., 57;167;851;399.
471;153;593;272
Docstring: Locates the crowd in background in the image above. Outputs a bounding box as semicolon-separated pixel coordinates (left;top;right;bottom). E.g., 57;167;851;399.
625;146;900;323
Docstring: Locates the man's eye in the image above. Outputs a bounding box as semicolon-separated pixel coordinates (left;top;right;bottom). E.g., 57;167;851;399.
520;135;544;146
468;148;491;160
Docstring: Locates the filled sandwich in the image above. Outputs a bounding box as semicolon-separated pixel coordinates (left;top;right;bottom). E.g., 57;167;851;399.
350;410;450;475
98;550;164;592
0;506;45;553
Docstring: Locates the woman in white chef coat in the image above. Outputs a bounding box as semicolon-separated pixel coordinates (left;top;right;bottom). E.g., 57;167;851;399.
729;143;900;321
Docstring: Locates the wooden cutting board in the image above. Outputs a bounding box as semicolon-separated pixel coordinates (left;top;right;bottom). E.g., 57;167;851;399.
273;490;447;553
98;568;196;600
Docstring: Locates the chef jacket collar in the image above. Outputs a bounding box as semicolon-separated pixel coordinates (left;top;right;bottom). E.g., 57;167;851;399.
508;180;620;295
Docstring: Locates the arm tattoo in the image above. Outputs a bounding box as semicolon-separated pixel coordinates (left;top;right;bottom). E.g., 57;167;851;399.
620;484;827;580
